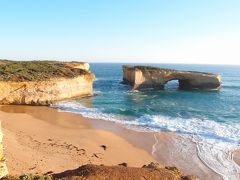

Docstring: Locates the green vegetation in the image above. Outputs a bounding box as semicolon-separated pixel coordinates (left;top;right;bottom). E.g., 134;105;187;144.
134;65;162;70
124;65;175;71
124;65;213;75
0;60;89;82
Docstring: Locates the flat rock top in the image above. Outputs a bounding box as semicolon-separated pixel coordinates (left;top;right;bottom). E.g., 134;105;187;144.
123;65;217;76
0;60;90;82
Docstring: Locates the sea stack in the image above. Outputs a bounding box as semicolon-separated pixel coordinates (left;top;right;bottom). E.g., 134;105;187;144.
0;60;95;105
122;65;221;90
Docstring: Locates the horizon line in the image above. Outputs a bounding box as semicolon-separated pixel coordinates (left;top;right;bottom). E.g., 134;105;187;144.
1;58;240;66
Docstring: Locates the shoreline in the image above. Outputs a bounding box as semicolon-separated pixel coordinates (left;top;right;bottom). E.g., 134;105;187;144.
0;105;156;175
0;105;225;179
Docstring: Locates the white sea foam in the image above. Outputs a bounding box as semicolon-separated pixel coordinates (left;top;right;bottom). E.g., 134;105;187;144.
94;77;107;81
196;139;240;180
146;115;240;180
93;90;102;95
52;101;141;127
52;101;240;180
152;133;159;155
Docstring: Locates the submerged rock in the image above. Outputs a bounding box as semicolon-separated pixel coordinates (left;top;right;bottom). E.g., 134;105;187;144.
0;60;95;105
122;65;221;90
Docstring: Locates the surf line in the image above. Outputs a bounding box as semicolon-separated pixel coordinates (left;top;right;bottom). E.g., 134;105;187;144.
194;139;240;180
190;136;226;179
195;142;227;180
151;133;159;156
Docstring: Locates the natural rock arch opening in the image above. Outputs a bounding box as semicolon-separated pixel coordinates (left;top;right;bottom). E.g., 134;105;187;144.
164;79;179;90
164;78;194;90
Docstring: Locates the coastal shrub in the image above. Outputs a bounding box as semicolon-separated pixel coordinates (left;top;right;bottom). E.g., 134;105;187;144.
129;65;175;72
2;174;52;180
0;60;89;82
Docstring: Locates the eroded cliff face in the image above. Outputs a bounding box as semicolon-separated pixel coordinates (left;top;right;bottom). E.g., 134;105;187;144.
64;62;90;70
123;66;221;90
0;62;95;105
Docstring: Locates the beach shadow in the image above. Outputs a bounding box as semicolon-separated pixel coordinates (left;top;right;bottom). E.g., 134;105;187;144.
0;105;91;129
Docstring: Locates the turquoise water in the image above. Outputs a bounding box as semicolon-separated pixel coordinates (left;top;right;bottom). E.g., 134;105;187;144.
92;64;240;124
54;63;240;179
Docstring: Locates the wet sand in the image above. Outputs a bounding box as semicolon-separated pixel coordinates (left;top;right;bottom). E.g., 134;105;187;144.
233;150;240;167
0;105;221;179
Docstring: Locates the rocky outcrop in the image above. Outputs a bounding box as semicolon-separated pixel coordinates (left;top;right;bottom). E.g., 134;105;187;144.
0;62;95;105
2;164;195;179
0;122;8;178
123;65;221;90
52;164;195;180
64;62;90;70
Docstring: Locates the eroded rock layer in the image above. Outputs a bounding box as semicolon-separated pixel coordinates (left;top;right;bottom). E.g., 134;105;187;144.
0;61;95;105
123;65;221;90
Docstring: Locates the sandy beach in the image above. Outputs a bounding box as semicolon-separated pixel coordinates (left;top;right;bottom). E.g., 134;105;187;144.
0;105;227;179
0;105;157;175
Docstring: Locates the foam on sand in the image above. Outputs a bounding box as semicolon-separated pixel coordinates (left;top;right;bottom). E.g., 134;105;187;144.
53;101;240;180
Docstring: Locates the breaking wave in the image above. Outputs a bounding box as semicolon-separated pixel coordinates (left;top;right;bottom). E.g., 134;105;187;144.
52;100;240;179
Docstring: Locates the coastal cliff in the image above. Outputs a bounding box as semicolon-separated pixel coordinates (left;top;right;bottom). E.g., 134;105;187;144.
64;62;90;70
123;65;221;90
0;60;95;105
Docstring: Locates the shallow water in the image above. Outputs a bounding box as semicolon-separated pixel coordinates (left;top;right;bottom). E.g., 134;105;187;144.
53;63;240;179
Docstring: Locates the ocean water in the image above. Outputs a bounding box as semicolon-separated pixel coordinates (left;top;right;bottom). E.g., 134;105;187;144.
53;63;240;179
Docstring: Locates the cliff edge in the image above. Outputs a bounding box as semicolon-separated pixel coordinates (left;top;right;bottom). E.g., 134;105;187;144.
0;60;95;105
3;164;195;180
123;65;221;90
52;164;195;180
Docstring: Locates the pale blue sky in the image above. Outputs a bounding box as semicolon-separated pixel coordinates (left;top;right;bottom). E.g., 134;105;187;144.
0;0;240;64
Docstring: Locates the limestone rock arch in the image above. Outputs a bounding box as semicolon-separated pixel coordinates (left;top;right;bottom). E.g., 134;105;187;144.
122;65;221;90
